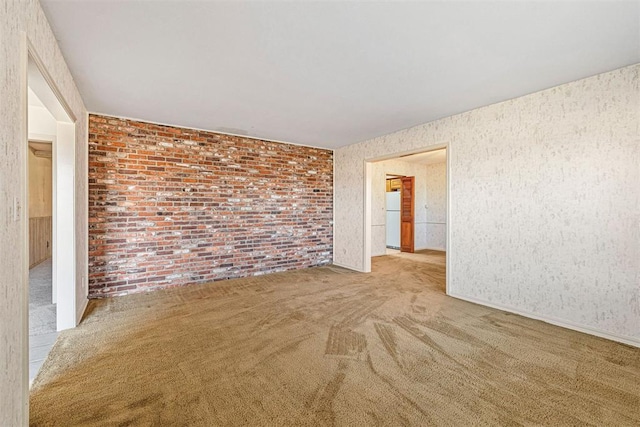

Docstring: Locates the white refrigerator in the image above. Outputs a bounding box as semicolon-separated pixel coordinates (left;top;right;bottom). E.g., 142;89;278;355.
386;192;401;249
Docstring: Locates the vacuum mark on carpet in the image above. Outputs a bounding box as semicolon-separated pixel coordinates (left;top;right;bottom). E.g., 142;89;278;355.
393;316;463;368
325;325;366;360
306;370;346;425
374;322;402;368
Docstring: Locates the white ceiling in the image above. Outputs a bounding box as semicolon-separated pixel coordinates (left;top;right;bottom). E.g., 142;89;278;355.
41;1;639;149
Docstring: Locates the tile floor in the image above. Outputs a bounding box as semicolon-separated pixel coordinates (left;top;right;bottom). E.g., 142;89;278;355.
29;258;57;384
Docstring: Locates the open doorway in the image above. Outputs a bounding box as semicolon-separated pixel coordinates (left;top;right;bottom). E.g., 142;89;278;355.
27;53;77;383
365;146;449;291
27;114;55;382
384;174;402;254
404;148;447;252
384;175;416;254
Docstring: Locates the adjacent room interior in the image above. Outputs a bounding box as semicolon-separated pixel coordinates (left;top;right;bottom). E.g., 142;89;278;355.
1;1;639;425
371;148;448;295
27;127;55;384
375;148;447;256
26;54;79;384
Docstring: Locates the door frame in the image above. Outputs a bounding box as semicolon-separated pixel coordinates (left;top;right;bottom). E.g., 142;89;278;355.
21;36;80;408
26;41;78;332
363;143;450;293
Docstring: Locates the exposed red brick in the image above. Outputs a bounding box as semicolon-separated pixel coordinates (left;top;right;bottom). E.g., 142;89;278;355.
88;114;333;298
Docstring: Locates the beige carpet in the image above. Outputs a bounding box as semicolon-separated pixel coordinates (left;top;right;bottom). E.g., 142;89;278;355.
30;251;640;426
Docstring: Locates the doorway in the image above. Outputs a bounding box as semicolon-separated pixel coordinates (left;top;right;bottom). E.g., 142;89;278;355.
27;128;55;383
384;175;415;254
385;174;402;252
364;145;449;291
27;52;77;383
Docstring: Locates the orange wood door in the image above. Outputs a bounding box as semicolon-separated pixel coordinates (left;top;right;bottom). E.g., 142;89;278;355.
400;176;415;253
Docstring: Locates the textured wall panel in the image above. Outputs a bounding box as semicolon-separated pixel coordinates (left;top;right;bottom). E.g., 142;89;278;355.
0;1;88;424
425;161;446;250
334;65;639;342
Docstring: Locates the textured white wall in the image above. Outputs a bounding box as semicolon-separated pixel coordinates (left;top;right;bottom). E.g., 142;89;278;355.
425;161;446;250
0;1;87;424
335;65;639;344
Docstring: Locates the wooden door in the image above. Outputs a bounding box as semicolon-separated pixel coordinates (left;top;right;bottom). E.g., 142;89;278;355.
400;176;414;253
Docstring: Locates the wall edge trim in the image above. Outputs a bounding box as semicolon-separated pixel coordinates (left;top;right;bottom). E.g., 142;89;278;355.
449;292;640;348
76;296;88;326
415;246;446;252
331;261;366;272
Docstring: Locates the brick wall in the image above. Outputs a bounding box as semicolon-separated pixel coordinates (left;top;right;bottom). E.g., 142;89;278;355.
88;115;333;297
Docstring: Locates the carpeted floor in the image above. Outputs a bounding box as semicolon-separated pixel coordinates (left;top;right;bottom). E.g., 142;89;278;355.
30;251;640;426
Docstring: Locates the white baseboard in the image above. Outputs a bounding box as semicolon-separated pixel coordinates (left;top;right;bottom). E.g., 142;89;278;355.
331;261;365;272
76;297;88;326
415;246;446;252
448;291;640;348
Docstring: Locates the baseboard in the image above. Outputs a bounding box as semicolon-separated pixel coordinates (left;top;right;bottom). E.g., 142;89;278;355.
76;297;88;326
331;261;365;272
448;291;640;348
415;246;446;252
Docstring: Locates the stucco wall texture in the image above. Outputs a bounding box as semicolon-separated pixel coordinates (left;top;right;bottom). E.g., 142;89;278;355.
1;0;88;424
334;65;639;344
425;161;447;251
